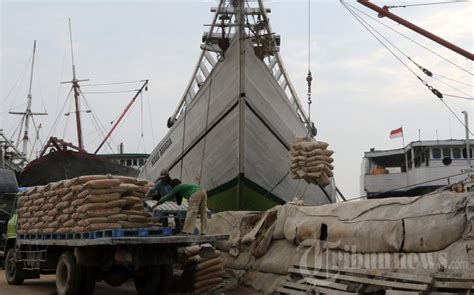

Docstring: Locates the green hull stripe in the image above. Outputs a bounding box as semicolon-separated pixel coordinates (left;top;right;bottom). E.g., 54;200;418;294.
207;174;285;211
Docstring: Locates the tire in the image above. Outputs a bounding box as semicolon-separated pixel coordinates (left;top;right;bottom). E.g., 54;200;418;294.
79;266;97;295
157;264;173;295
56;251;82;295
134;266;161;295
5;248;24;285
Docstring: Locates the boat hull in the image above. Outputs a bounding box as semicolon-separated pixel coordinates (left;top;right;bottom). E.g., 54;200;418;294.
18;150;139;186
140;37;335;211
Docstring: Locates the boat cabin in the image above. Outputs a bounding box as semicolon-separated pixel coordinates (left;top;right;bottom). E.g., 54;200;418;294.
361;139;474;198
101;153;149;169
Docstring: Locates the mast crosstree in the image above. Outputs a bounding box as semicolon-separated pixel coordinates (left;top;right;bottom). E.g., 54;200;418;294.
60;18;89;151
9;40;48;158
167;0;311;131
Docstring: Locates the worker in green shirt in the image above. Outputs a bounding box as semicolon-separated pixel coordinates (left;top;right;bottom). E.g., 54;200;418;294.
156;179;207;235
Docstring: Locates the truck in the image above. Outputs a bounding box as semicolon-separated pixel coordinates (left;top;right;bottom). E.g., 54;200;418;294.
0;168;18;263
2;176;228;295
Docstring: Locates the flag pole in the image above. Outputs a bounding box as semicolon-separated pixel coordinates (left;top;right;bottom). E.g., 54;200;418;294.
401;126;409;185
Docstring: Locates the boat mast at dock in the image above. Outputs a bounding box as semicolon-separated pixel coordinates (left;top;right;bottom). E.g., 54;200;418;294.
8;40;48;159
60;18;89;151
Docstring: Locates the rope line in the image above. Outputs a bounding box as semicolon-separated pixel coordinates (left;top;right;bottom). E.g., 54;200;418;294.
387;0;471;9
44;88;72;142
434;73;473;87
34;54;48;113
443;94;474;101
179;103;187;180
81;80;145;87
80;91;115;152
344;1;473;76
431;75;474;98
146;91;156;146
1;55;32;108
198;70;214;185
341;1;473;136
306;0;313;138
82;90;138;94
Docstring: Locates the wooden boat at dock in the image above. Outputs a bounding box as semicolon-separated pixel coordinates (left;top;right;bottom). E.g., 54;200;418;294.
139;0;336;211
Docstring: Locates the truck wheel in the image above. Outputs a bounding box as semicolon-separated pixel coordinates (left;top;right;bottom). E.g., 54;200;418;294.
5;248;24;285
157;264;173;295
79;266;97;295
134;266;161;295
56;251;82;295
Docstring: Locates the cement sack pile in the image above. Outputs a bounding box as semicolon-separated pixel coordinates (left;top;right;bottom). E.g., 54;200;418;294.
206;191;474;294
17;175;156;234
274;191;471;253
178;244;225;294
289;136;334;187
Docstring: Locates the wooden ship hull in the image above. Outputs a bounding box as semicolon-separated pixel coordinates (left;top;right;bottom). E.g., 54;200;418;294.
18;150;138;187
17;137;139;187
139;1;336;211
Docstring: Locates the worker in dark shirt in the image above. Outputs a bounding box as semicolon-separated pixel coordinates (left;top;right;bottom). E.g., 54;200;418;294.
145;169;172;201
156;180;207;235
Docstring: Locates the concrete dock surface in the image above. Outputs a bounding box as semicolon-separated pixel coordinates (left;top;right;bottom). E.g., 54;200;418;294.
0;270;136;295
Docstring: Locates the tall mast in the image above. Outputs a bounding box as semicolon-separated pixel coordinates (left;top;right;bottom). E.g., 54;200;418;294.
23;40;36;155
69;18;84;150
61;18;88;151
9;40;47;158
236;0;247;209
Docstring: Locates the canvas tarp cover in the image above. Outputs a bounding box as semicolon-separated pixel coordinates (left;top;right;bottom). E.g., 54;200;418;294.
206;211;257;252
275;192;471;253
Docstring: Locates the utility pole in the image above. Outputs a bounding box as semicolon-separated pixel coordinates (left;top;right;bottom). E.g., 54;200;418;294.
462;111;471;167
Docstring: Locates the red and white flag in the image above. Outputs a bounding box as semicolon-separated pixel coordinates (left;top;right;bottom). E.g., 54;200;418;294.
389;127;403;139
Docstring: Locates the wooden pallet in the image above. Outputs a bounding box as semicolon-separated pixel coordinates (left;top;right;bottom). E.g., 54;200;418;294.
277;263;432;294
430;273;474;294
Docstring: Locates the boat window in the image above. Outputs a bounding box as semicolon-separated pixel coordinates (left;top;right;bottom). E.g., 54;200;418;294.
462;148;473;159
425;150;429;167
133;159;138;166
139;159;144;165
453;148;461;159
120;160;125;165
432;148;441;159
126;159;132;166
442;148;451;158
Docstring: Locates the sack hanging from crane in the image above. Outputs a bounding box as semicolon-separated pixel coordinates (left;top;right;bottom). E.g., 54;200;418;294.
289;136;334;187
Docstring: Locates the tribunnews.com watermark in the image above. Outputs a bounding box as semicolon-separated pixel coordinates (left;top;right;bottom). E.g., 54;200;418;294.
297;242;470;272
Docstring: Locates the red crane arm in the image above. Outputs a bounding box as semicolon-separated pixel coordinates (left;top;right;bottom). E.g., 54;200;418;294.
357;0;473;61
94;80;149;155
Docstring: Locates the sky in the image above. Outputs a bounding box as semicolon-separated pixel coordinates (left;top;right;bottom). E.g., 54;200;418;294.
1;0;473;198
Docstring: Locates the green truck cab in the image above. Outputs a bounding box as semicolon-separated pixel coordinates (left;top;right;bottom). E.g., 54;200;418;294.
6;194;18;241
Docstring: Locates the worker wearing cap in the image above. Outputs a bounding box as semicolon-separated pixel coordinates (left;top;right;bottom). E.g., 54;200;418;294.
145;169;172;201
156;180;207;235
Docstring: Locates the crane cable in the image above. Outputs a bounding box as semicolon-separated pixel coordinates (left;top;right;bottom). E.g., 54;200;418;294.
306;0;313;139
386;0;471;9
344;2;472;76
342;1;473;100
341;1;473;136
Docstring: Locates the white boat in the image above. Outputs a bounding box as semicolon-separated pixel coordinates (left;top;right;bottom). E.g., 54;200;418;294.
361;139;474;198
139;0;336;211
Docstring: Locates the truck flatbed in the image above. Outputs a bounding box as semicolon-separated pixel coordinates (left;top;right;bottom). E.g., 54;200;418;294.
17;234;228;247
